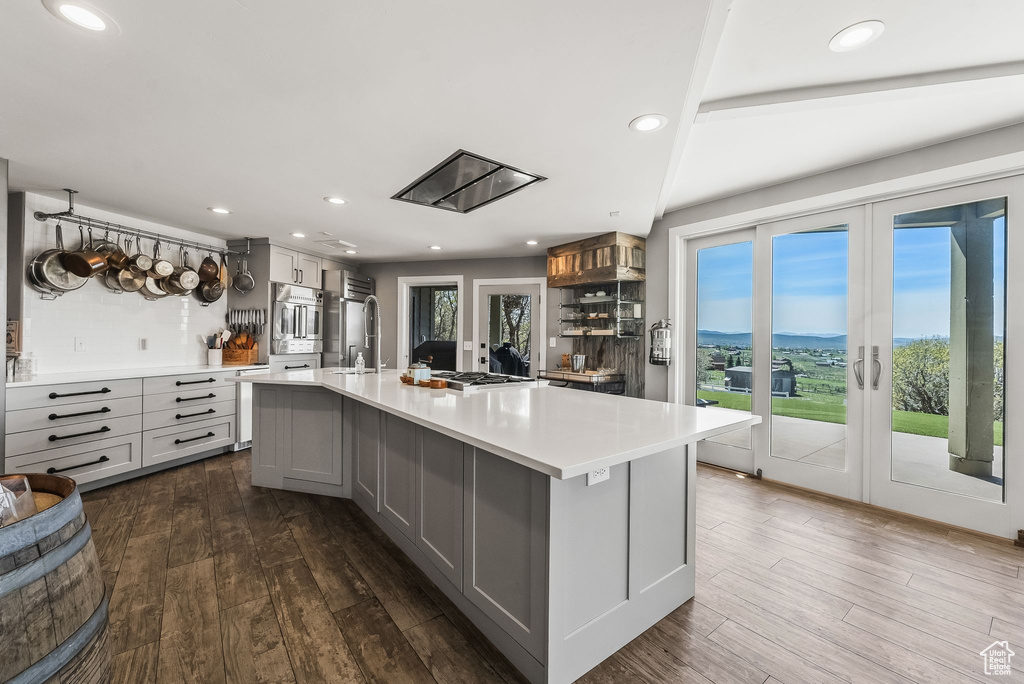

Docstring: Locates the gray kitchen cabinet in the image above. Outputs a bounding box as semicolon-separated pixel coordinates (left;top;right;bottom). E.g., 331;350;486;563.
284;387;343;485
269;246;322;287
353;400;381;510
464;447;548;661
416;429;464;590
382;414;417;541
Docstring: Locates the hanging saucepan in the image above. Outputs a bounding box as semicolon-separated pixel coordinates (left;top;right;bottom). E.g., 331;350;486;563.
159;248;188;295
141;276;168;300
29;222;88;293
103;269;124;294
115;236;146;293
148;239;174;279
127;233;153;274
232;255;255;293
63;225;109;278
92;227;120;262
197;251;219;282
173;247;201;293
105;231;130;271
198;278;224;304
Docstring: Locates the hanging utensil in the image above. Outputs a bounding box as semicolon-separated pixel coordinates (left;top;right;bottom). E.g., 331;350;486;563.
177;247;201;292
30;222;88;294
197;251;219;282
115;236;146;293
219;253;231;289
141;276;168;300
199;278;224;304
127;233;153;274
148;239;174;279
62;224;109;278
233;255;255;293
105;231;130;270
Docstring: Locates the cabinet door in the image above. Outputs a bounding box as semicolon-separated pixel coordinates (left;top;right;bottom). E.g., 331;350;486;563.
382;414;417;541
298;254;322;288
354;402;381;510
417;429;464;590
269;247;298;284
464;447;548;661
284;387;343;485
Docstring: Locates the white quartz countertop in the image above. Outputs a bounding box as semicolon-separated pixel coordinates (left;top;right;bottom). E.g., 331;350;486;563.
231;368;761;480
7;364;270;388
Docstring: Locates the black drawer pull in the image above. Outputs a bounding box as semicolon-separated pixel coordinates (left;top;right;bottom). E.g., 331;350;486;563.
47;455;109;474
176;378;216;386
48;387;111;399
175;431;215;445
49;426;111;442
49;406;111;420
176;408;216;420
284;364;309;370
176;393;216;403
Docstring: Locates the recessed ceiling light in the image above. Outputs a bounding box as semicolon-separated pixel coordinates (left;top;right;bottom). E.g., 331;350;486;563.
829;20;884;52
628;114;667;132
344;249;357;255
291;232;306;238
43;0;117;33
324;196;347;205
525;240;538;246
428;245;442;250
208;207;231;215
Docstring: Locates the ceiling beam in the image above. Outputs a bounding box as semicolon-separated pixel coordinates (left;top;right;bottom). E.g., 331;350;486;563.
695;60;1024;124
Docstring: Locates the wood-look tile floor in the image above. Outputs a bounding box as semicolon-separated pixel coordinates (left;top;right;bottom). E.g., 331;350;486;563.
83;452;1024;684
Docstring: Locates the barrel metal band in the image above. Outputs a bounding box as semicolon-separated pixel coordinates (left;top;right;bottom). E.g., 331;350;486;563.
4;594;108;684
0;520;92;598
0;489;83;559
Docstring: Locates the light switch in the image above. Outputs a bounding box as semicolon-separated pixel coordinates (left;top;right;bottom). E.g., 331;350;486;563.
463;341;473;351
549;336;557;348
74;337;85;353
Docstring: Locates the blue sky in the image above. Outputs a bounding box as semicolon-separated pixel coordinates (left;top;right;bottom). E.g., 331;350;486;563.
696;217;1006;340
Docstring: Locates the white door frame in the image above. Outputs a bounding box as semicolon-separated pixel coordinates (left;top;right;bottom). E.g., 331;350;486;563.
683;228;758;473
472;277;548;374
753;206;867;502
869;176;1023;537
397;275;465;372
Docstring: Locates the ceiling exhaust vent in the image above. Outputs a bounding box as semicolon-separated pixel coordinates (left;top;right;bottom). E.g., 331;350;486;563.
392;150;545;214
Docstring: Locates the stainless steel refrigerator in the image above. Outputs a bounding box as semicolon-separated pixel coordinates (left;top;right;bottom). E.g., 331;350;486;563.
322;270;375;368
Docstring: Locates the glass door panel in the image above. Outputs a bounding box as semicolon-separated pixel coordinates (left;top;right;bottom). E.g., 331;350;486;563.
754;208;865;501
770;226;849;471
696;241;754;449
477;284;542;377
870;177;1020;537
685;229;757;473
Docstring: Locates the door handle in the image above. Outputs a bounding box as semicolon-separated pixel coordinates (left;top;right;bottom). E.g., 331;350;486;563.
871;345;882;390
853;345;865;390
299;269;303;283
294;268;299;283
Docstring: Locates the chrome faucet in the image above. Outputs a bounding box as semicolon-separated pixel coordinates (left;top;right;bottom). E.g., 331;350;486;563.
363;295;383;374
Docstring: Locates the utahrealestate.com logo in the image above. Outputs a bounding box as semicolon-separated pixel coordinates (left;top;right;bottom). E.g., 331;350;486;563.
980;641;1014;676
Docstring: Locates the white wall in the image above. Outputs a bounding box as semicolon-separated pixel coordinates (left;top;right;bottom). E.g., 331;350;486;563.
19;193;228;374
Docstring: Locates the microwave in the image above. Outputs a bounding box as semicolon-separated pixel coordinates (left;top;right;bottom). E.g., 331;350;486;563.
272;284;323;354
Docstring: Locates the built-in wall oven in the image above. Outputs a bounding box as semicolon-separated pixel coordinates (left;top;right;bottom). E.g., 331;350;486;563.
272;284;323;354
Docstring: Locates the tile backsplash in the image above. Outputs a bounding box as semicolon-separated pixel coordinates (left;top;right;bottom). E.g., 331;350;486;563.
20;193;229;374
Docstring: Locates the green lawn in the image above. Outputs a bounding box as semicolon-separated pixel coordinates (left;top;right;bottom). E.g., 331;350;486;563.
697;389;1003;446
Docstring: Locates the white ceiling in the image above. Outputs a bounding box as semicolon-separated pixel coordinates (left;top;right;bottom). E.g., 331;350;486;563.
665;0;1024;212
0;0;713;262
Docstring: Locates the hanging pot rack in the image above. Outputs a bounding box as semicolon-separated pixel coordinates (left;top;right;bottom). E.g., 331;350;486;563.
32;189;245;257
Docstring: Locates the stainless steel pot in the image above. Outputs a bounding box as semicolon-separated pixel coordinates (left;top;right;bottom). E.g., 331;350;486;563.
28;223;88;294
148;240;174;280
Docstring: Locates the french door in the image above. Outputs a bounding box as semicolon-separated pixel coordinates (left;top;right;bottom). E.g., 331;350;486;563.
476;283;542;378
685;176;1021;535
869;177;1021;537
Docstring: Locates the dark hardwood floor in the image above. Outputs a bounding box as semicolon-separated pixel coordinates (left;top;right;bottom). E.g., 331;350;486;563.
83;451;1024;683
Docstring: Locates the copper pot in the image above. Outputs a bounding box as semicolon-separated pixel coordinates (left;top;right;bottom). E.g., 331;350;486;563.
62;226;109;278
197;252;219;282
105;232;130;270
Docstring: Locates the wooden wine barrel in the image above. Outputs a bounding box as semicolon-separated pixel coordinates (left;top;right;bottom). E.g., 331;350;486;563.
0;473;109;684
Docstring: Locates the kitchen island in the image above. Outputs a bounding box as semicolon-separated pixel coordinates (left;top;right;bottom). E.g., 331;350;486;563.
230;368;759;684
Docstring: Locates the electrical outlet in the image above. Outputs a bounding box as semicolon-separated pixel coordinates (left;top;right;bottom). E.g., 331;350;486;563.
74;337;86;353
587;467;610;486
549;336;556;348
463;341;473;351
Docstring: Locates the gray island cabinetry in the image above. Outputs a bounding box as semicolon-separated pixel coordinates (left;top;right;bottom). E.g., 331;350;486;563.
238;370;758;684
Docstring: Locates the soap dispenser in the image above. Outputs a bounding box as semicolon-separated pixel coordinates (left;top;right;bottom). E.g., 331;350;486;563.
355;352;365;374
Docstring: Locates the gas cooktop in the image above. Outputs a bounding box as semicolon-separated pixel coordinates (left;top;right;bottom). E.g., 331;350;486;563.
430;371;541;393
